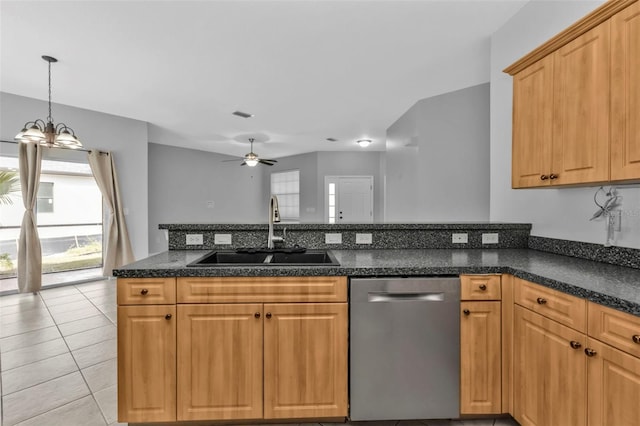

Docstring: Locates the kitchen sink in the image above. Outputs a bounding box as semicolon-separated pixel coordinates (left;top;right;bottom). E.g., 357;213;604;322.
270;252;336;264
187;249;339;266
189;252;270;265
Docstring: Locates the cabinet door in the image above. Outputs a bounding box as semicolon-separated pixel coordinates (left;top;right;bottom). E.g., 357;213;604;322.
514;306;587;426
263;303;348;419
611;1;640;181
118;305;176;423
512;55;554;188
460;301;502;414
587;338;640;426
552;22;610;185
177;304;263;421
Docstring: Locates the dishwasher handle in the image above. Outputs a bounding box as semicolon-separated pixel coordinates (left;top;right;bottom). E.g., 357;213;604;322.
368;292;445;302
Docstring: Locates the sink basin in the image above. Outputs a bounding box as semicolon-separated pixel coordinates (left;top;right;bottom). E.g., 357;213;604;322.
187;250;339;266
189;252;269;265
270;252;337;264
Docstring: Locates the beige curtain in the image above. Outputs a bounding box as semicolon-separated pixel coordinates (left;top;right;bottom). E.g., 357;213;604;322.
88;151;134;276
18;142;43;293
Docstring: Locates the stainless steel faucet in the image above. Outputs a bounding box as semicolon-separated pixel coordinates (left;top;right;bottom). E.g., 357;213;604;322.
268;195;284;249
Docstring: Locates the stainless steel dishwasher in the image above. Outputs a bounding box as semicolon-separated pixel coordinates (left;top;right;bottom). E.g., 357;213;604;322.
349;277;460;421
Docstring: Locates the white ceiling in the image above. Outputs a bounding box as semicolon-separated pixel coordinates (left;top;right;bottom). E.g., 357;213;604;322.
1;0;527;159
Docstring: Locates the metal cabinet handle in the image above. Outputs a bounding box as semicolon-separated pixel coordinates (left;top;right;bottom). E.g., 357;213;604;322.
584;348;597;357
165;314;172;320
540;175;549;181
463;309;470;316
570;341;582;349
536;297;547;305
255;312;261;319
266;312;272;319
632;335;640;344
549;174;558;180
140;288;148;295
479;284;487;291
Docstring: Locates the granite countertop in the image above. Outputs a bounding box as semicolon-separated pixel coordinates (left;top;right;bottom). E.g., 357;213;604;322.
113;248;640;316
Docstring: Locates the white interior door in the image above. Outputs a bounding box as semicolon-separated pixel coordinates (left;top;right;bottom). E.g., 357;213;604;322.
325;176;373;223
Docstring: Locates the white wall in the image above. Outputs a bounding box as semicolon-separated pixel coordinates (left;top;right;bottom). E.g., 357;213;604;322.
0;92;150;260
490;1;640;249
148;143;264;253
385;83;491;222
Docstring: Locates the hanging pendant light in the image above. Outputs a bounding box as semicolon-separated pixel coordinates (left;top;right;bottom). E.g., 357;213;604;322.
14;55;82;149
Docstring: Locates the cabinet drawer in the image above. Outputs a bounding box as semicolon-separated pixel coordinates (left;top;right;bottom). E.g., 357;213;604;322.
177;276;347;303
588;302;640;358
514;278;586;332
461;275;501;300
117;278;176;305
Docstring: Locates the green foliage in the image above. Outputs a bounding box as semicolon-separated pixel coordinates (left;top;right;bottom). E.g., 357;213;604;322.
0;170;20;206
0;253;13;270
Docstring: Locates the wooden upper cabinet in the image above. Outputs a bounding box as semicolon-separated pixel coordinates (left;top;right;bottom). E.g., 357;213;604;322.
611;1;640;181
552;22;610;185
512;55;554;188
263;303;348;419
506;0;640;187
118;305;176;423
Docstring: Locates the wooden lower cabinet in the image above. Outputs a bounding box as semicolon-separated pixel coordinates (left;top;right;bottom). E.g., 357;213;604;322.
177;304;263;421
460;301;501;414
117;305;176;423
586;338;640;426
264;303;348;419
175;302;348;421
514;306;587;426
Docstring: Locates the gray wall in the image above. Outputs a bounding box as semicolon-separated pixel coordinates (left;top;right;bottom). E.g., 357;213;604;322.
148;143;264;253
490;1;640;250
0;92;150;261
262;152;320;222
263;151;384;223
384;83;490;222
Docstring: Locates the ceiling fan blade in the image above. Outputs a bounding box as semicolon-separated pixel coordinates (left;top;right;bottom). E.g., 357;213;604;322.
240;161;247;166
259;159;275;166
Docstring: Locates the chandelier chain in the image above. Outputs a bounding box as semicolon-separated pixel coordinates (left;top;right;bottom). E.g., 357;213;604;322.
47;60;53;123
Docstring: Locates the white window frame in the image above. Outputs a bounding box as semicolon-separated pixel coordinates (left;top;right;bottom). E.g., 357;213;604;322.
270;169;300;222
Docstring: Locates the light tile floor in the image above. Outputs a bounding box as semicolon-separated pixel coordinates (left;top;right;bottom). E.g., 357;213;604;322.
0;280;520;426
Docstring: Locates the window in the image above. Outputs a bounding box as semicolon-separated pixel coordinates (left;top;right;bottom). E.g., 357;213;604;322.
37;182;54;213
271;170;300;221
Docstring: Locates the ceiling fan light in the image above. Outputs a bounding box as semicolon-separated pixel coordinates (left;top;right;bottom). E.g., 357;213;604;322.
357;139;372;148
245;158;259;167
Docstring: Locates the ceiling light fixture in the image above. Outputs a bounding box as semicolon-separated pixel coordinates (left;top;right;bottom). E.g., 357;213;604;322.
232;111;254;118
15;56;82;149
357;139;372;148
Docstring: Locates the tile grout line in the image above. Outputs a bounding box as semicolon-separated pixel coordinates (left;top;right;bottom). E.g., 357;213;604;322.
29;288;111;426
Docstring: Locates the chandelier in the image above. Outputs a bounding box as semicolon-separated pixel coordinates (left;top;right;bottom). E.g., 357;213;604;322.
15;55;82;149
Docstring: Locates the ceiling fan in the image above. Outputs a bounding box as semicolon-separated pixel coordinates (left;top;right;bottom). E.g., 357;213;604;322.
223;138;277;167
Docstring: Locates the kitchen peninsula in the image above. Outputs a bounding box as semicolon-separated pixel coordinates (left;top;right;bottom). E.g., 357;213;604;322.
114;223;640;425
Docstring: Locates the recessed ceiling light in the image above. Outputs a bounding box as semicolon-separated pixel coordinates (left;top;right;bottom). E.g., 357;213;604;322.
357;139;372;147
232;111;254;118
326;137;338;142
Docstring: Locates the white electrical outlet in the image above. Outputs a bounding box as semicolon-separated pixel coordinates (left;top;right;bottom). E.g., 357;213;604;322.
452;233;468;244
482;233;499;244
186;234;203;245
356;233;373;244
612;210;622;232
325;233;342;244
214;234;232;245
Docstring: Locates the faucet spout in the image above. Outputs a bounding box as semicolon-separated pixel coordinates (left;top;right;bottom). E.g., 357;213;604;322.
268;195;282;249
